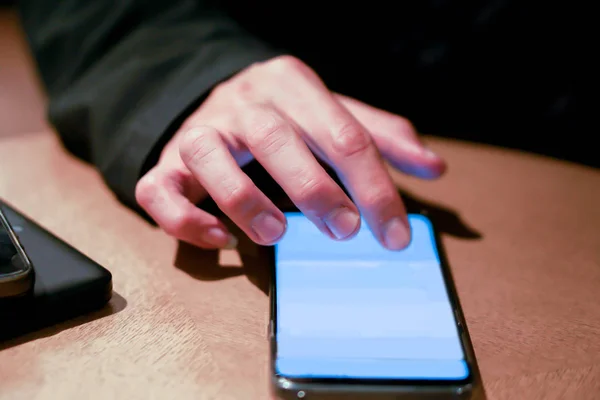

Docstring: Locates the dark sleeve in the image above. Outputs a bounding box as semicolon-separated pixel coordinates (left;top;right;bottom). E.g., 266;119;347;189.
17;0;281;211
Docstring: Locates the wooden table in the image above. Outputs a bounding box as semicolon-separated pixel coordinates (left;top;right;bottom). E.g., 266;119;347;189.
1;129;599;400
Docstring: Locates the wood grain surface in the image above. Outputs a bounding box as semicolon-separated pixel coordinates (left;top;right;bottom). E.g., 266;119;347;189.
1;131;599;400
1;7;599;399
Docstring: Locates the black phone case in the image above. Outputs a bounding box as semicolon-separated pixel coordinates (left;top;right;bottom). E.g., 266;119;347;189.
0;200;113;340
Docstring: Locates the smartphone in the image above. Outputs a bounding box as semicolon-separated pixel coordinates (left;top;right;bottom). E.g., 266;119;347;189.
0;207;34;299
269;211;479;399
0;199;113;340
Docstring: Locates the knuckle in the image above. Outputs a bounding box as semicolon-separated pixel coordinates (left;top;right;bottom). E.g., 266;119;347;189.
135;173;161;207
179;126;219;166
209;81;230;99
233;80;254;98
237;59;264;76
244;111;290;155
220;181;255;210
216;79;253;102
332;122;372;158
294;176;330;205
268;55;314;78
361;188;397;210
269;55;304;71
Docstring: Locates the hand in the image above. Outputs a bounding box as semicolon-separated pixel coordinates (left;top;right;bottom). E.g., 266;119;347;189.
135;56;446;250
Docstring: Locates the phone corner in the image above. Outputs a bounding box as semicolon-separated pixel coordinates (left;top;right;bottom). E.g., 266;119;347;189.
269;376;295;400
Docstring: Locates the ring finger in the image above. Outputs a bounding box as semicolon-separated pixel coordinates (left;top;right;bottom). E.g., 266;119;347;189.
238;105;360;240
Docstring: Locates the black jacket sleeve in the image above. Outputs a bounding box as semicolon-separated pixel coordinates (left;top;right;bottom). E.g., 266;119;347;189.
17;0;281;211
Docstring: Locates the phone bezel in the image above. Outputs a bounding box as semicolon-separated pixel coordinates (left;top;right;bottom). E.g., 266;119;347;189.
268;211;479;399
0;206;34;298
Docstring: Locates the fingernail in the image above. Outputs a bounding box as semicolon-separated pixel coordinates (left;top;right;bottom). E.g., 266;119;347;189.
423;147;440;159
251;212;286;243
382;217;410;250
403;141;439;159
206;227;238;249
223;235;239;249
402;141;423;154
324;207;360;239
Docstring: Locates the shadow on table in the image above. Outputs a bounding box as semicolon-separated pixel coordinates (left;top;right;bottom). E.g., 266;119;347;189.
472;381;489;400
0;291;127;351
174;162;482;296
174;223;271;295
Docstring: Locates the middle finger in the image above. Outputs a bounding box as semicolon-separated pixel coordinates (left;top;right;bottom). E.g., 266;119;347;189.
275;89;411;250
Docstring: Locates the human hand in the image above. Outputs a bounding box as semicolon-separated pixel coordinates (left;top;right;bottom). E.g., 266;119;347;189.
135;56;446;250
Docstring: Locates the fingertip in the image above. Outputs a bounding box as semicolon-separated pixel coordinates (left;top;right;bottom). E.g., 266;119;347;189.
420;155;447;179
323;207;361;240
223;234;239;249
382;217;412;251
411;143;444;165
205;227;239;249
250;211;287;245
385;143;447;179
389;160;445;180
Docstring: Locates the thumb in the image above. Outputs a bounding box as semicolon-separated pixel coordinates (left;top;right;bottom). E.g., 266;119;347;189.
335;94;446;179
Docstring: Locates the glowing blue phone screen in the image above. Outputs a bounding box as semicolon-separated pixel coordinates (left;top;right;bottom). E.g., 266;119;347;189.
274;213;469;381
